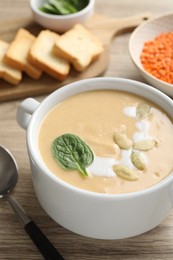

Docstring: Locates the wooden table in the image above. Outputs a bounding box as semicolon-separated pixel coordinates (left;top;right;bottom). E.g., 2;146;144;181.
0;0;173;259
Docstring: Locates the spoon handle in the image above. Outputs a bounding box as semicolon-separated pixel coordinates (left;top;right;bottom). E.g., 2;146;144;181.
25;221;64;260
6;195;64;260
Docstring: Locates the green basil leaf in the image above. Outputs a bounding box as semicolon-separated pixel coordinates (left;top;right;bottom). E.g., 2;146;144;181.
52;133;94;176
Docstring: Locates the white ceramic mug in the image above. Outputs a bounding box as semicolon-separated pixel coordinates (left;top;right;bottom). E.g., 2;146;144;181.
16;77;173;239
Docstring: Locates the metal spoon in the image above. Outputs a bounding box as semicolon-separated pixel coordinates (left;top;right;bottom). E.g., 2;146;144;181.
0;145;64;260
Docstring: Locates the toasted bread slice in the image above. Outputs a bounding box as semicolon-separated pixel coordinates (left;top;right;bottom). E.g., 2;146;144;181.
15;28;35;40
28;30;70;81
4;28;42;79
0;40;22;85
54;24;104;72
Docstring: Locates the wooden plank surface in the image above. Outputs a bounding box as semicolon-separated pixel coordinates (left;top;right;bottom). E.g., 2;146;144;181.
0;0;173;259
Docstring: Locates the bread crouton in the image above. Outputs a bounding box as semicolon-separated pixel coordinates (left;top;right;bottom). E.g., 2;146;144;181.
54;24;104;72
28;30;70;81
4;28;42;79
0;40;22;85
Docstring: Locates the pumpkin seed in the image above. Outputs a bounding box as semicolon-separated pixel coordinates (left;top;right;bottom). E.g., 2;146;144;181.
136;103;150;120
133;139;157;151
114;132;132;150
131;151;145;170
113;165;139;181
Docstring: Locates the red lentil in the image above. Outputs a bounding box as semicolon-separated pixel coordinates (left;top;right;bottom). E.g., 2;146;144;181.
140;32;173;84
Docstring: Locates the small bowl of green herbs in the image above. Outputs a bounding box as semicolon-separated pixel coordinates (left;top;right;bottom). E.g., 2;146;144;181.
30;0;95;32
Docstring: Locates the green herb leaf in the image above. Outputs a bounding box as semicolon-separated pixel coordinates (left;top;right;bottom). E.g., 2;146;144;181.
52;133;94;176
39;3;60;14
69;0;89;11
49;0;74;15
39;0;89;15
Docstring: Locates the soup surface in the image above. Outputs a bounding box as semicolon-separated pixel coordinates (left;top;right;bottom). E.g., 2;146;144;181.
39;90;173;194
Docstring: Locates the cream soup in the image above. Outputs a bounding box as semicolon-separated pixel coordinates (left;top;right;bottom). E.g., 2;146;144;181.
38;90;173;194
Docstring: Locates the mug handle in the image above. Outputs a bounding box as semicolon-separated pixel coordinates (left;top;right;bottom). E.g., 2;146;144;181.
16;98;40;130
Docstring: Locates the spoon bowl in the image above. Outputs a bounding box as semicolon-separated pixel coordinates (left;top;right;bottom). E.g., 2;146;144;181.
0;146;18;197
0;145;64;259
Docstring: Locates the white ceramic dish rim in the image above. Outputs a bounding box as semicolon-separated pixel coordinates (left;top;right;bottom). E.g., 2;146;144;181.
30;0;94;19
27;77;173;200
129;12;173;90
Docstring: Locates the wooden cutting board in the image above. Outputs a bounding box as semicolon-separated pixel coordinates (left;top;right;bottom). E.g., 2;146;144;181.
0;13;151;102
